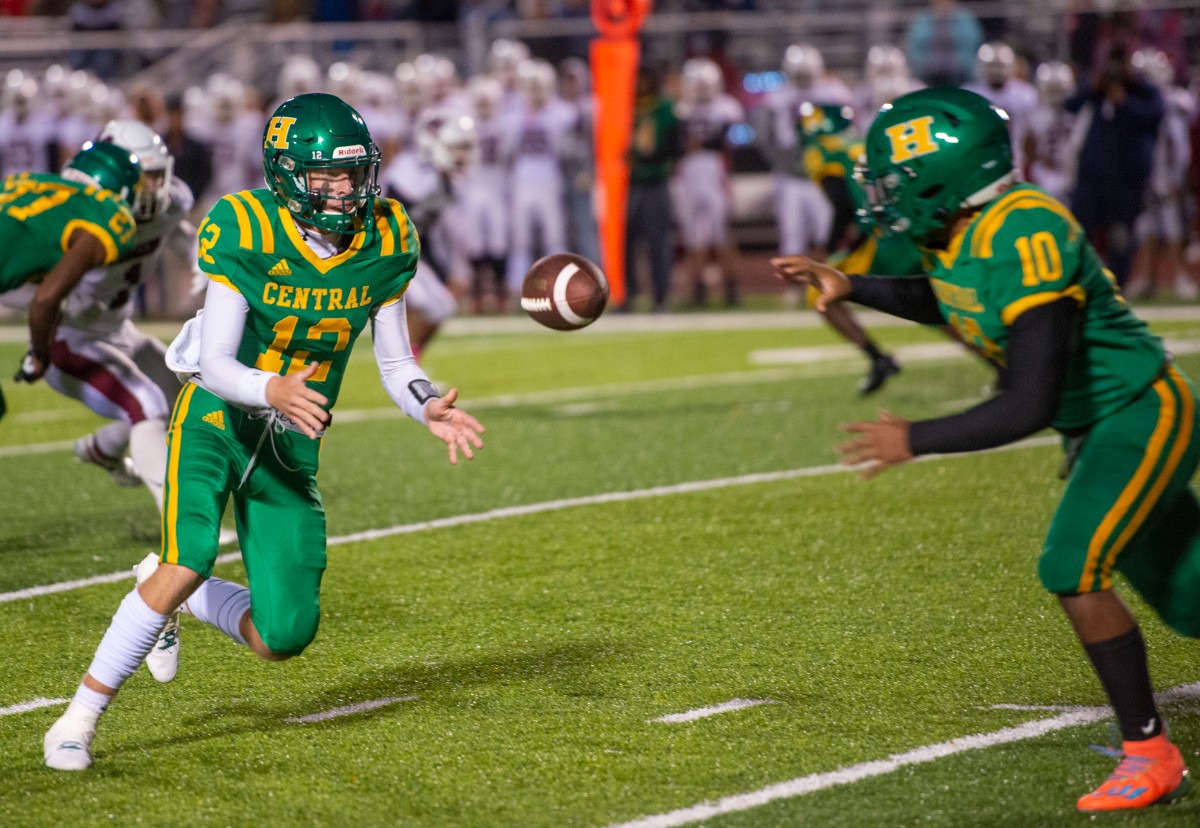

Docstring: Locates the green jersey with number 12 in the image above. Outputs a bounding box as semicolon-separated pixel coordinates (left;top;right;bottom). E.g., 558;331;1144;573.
195;188;419;409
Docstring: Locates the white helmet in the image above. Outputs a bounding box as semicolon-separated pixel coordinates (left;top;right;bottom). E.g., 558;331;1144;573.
278;55;322;100
98;119;173;220
977;41;1016;87
865;44;908;81
415;109;479;174
468;75;502;120
1034;60;1075;107
517;59;557;106
681;57;722;104
489;38;530;86
782;44;824;87
1132;48;1173;88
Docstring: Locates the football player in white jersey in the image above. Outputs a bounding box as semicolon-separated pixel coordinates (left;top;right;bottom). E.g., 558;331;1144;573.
755;45;852;275
462;75;512;313
18;121;193;511
0;71;56;176
196;74;261;208
964;41;1037;170
1022;60;1079;204
1128;49;1197;300
675;57;745;306
502;59;575;297
381;109;475;356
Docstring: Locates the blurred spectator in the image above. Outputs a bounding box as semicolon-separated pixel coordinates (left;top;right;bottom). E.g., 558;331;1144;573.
1065;43;1163;289
163;94;213;209
905;0;983;88
68;0;123;80
623;65;682;313
129;82;168;134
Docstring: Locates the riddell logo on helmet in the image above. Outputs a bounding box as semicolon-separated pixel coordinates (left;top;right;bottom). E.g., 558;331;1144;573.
333;145;366;159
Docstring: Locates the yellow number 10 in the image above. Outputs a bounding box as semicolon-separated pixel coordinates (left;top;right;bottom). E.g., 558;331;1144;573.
1015;232;1062;287
255;315;352;382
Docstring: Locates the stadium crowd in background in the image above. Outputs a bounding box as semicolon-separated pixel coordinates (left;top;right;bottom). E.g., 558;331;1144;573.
1;2;1198;323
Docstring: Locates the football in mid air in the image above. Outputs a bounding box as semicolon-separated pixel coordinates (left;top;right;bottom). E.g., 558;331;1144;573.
520;253;609;331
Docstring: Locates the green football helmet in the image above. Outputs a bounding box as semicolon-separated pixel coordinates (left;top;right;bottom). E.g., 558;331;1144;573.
62;141;143;209
262;92;381;234
857;87;1014;244
798;101;855;138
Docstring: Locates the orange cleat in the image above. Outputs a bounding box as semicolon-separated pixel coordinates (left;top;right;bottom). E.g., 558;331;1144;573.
1077;733;1191;812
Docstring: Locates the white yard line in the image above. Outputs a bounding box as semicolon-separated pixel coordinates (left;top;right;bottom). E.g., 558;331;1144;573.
610;682;1200;828
285;695;419;724
0;435;1058;606
0;697;68;716
649;699;776;724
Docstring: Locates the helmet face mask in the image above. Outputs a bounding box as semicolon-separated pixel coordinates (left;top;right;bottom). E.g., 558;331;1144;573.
98;119;173;220
263;93;381;235
859;88;1015;245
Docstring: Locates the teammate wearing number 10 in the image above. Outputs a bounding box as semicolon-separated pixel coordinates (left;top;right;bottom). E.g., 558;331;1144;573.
44;93;486;771
775;87;1200;812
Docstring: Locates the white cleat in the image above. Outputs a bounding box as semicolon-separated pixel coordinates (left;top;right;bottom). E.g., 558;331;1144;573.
133;553;180;683
74;435;141;486
44;714;95;771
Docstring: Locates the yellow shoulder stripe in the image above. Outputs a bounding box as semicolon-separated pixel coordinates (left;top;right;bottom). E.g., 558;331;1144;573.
236;191;275;254
221;194;253;250
839;237;878;275
971;191;1078;259
389;200;412;253
1000;284;1086;326
375;214;394;257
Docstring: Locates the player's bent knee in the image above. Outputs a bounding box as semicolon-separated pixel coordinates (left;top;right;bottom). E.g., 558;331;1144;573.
259;612;320;659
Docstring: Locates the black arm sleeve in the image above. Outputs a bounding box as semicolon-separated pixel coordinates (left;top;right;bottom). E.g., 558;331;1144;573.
908;297;1080;455
846;274;946;325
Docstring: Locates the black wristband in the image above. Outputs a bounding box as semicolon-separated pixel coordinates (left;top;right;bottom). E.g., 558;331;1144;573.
408;379;441;405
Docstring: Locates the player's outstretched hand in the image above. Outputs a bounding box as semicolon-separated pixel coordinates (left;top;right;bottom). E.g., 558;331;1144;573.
837;409;914;479
265;362;330;439
770;256;852;312
425;387;485;465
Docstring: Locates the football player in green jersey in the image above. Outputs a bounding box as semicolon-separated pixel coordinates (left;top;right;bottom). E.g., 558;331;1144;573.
0;141;141;384
794;101;910;394
774;88;1199;812
44;93;486;771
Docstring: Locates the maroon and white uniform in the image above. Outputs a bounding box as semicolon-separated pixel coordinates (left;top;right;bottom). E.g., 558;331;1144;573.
674;93;745;250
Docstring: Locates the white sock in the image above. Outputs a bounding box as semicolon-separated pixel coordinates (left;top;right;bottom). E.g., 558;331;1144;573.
93;420;130;459
129;418;168;512
185;577;250;646
68;688;110;718
86;589;168;691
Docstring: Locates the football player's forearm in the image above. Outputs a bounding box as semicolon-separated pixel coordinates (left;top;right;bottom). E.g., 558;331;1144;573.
372;297;435;424
847;274;945;325
909;298;1078;455
198;280;273;408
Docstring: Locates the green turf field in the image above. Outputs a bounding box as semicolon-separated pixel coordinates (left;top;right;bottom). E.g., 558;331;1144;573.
1;309;1198;827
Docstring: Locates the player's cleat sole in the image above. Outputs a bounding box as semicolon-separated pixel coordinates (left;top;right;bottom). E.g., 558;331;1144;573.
133;553;180;683
1077;734;1191;812
859;355;901;396
75;435;141;487
44;714;96;771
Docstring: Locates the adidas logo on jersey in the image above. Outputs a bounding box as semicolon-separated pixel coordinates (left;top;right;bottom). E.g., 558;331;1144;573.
202;410;226;431
268;260;293;277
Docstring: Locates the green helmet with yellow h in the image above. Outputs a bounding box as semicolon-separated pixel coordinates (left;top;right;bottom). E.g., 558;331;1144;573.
857;87;1015;244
